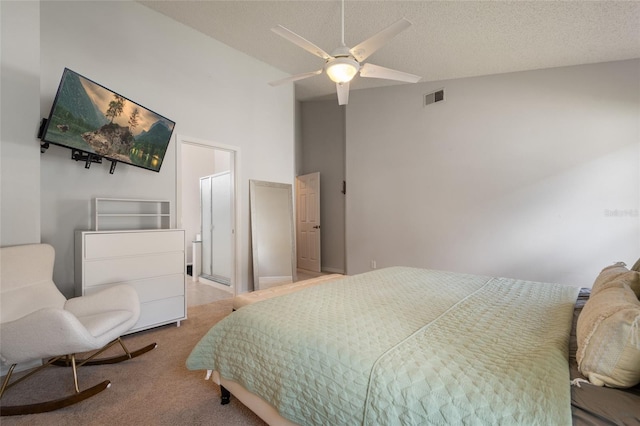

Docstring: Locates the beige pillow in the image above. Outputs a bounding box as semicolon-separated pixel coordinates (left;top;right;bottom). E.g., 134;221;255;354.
576;283;640;388
592;262;640;298
618;272;640;298
632;258;640;272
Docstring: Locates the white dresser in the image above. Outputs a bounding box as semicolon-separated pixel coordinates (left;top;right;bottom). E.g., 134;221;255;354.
75;229;186;333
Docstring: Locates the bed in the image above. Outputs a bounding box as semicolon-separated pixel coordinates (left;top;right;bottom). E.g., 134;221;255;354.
186;266;640;425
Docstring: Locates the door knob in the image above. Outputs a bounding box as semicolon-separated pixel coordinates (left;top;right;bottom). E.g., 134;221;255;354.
313;225;320;229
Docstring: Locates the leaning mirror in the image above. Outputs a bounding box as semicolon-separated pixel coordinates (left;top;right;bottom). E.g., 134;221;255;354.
249;180;296;290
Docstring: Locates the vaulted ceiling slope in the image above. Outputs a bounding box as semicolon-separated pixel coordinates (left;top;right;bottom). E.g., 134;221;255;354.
139;1;640;102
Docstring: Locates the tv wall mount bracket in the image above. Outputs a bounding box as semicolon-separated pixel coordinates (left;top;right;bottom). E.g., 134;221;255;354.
38;118;118;174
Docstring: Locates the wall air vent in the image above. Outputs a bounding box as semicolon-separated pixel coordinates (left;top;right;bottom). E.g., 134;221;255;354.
424;89;444;107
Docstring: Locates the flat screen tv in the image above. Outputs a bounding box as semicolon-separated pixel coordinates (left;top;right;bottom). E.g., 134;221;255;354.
40;68;175;173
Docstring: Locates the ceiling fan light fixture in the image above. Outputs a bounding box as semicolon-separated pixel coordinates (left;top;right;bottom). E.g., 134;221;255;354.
325;57;360;84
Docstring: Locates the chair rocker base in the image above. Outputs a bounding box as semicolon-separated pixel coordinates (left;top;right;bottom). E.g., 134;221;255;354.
51;342;158;367
0;338;157;416
0;380;111;416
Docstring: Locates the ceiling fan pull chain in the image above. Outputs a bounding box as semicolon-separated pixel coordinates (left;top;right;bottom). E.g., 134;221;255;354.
341;0;346;47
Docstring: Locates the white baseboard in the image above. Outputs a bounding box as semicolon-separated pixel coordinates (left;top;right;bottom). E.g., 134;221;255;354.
197;276;234;294
322;266;345;274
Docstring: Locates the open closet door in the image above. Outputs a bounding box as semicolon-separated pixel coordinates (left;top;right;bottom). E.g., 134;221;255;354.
296;172;321;272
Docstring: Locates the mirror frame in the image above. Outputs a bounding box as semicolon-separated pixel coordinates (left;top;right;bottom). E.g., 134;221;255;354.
249;179;296;290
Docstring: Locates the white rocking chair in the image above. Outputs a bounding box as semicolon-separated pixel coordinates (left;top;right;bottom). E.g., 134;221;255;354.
0;243;156;416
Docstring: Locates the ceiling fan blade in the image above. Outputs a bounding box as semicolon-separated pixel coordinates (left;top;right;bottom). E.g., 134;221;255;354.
269;69;323;87
360;63;421;83
336;82;350;105
349;18;412;62
272;25;332;60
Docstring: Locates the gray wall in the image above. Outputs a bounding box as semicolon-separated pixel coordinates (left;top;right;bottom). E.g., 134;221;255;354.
1;1;41;247
346;59;640;287
1;1;295;297
299;100;346;274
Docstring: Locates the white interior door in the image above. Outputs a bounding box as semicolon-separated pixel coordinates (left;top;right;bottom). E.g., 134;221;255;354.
296;172;321;272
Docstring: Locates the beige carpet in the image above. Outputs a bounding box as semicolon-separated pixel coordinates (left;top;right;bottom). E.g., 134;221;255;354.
1;299;267;425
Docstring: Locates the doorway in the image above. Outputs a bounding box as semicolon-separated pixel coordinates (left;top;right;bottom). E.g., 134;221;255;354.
296;172;321;273
177;135;238;305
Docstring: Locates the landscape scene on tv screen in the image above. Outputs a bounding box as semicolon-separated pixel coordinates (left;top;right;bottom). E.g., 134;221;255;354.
42;68;175;172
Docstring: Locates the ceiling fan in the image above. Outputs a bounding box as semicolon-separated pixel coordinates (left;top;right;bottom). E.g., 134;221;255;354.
268;0;422;105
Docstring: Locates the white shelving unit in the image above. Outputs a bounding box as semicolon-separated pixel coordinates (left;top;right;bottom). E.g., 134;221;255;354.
94;198;170;231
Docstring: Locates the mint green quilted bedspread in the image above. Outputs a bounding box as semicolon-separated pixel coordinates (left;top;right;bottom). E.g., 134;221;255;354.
186;267;579;425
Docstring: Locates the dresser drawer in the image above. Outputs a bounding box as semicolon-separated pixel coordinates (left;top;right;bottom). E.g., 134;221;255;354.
129;296;185;333
84;231;184;259
82;274;184;303
83;252;184;287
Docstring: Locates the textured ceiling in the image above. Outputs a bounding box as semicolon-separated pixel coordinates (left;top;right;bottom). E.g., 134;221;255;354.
139;0;640;102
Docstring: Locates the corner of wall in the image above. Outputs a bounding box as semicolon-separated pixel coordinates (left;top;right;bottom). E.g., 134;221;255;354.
0;0;41;246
